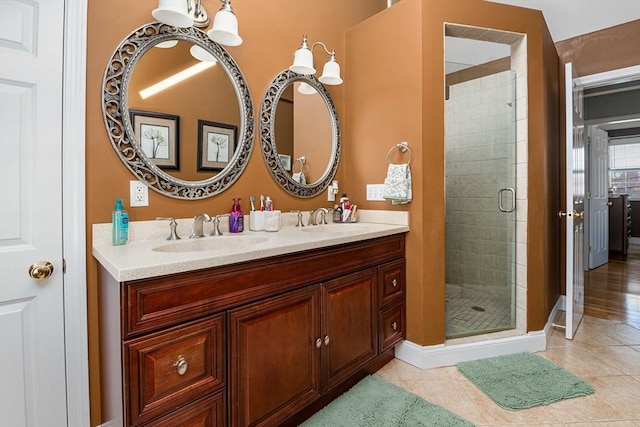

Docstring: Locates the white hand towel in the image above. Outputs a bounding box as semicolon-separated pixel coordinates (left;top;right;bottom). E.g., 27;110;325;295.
292;171;306;185
383;163;412;204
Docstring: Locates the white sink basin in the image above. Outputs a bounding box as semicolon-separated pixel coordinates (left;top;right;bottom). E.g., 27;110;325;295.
153;236;269;253
301;224;365;234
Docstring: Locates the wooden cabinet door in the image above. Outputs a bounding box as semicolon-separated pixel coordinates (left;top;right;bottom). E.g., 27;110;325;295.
229;286;321;427
321;269;377;392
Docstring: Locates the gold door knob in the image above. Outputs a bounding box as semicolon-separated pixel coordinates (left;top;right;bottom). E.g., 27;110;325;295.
28;261;54;280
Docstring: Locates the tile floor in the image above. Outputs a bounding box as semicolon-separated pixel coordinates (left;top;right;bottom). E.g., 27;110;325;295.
446;283;515;338
375;315;640;426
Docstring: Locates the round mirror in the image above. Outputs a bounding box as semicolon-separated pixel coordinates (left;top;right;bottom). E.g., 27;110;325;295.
259;70;340;198
102;23;254;199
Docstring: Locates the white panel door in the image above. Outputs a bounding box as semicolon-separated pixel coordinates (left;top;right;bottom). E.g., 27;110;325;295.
563;62;585;340
588;126;609;269
0;0;67;425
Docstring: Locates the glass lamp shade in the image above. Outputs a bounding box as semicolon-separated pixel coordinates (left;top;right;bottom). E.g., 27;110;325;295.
289;47;315;75
207;10;242;46
190;45;218;62
155;40;179;48
318;59;343;85
152;0;193;28
297;82;317;95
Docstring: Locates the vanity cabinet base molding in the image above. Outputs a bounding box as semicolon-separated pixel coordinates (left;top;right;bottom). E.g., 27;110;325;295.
98;234;406;426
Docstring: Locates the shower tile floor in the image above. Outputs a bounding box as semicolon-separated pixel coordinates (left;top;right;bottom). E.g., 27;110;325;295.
446;284;515;338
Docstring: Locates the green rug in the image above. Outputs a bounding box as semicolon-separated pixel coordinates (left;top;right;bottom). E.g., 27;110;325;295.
300;375;474;426
457;352;594;410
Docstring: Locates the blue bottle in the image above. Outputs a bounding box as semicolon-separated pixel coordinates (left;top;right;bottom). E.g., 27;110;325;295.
112;198;129;245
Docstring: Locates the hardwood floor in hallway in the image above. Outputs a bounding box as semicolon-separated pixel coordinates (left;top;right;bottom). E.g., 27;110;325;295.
585;244;640;329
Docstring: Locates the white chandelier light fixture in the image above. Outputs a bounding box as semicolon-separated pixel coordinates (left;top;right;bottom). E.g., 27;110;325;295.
152;0;242;47
289;35;343;86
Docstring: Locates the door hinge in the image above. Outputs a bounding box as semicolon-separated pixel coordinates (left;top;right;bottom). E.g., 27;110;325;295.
63;259;66;274
588;191;592;199
588;245;592;253
587;136;591;145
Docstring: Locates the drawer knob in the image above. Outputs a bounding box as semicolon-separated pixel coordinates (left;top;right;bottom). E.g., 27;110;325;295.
174;355;188;376
391;278;397;287
316;338;322;349
391;321;398;331
324;335;330;346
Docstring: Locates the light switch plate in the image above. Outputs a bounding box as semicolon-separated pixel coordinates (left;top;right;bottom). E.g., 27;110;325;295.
366;184;385;201
130;180;149;207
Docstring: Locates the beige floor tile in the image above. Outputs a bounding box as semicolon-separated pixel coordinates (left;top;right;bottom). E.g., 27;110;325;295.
399;379;489;426
376;316;640;426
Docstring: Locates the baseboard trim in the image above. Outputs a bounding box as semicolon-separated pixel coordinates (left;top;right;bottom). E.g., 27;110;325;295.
395;296;563;369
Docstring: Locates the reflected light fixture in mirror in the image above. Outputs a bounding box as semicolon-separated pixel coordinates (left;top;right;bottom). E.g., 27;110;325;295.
298;82;317;95
289;35;343;85
152;0;242;47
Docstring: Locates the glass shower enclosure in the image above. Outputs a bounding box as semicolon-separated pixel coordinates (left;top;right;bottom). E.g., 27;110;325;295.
444;63;518;338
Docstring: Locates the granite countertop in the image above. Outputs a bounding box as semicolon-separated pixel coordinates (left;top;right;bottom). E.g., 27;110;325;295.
93;210;409;282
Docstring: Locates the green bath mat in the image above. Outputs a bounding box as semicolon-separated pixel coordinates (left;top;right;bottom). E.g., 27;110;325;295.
300;375;474;426
457;352;594;410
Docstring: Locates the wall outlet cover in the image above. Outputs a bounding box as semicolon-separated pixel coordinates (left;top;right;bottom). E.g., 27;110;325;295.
130;180;149;207
366;184;385;201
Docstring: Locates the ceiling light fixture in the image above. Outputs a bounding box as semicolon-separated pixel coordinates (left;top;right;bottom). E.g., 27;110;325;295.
152;0;242;46
289;35;343;85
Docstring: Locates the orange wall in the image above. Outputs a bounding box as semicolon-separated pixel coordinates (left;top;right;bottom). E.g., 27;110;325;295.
345;0;562;345
86;1;386;424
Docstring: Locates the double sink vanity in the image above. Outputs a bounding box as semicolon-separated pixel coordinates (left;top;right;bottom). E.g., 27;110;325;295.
98;16;407;427
94;212;408;426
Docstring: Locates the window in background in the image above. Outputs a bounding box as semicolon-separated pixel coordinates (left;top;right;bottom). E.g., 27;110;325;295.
609;142;640;195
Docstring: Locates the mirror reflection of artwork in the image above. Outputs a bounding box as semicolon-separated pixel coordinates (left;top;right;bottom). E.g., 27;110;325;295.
141;124;169;159
198;120;237;171
130;110;180;170
207;132;229;162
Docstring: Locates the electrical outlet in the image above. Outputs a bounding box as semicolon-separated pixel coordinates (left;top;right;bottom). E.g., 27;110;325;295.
130;180;149;207
366;184;385;201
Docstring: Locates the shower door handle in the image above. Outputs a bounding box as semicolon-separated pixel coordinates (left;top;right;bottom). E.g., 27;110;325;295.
498;188;516;213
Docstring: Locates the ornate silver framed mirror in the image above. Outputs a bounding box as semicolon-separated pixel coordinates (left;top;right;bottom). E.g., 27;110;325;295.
102;22;254;199
259;70;341;198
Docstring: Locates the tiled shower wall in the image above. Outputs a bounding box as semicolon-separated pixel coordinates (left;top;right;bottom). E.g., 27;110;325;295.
445;35;528;333
445;69;516;290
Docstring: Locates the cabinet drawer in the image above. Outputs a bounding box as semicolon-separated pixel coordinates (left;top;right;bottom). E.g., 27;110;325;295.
378;259;405;308
143;391;225;427
379;302;405;352
125;315;225;426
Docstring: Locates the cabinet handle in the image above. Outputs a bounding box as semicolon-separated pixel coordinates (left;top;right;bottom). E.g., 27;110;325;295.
316;338;322;349
174;355;188;376
391;278;398;287
324;335;330;346
391;321;398;331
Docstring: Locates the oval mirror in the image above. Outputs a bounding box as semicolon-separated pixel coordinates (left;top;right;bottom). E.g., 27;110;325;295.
102;23;254;199
259;70;341;198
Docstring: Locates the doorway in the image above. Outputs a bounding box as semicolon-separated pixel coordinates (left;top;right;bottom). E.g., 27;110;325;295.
443;24;527;338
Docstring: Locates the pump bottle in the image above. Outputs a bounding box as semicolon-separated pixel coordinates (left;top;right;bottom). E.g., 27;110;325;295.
112;198;129;245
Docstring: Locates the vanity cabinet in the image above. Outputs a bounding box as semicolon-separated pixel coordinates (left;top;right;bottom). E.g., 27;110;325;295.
229;269;377;426
98;234;405;427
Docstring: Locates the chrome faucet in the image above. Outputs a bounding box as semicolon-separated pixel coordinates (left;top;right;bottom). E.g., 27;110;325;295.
210;214;229;236
308;208;330;226
156;217;181;240
190;213;211;238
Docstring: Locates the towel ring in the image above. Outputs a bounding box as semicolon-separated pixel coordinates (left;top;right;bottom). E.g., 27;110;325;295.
386;142;412;165
293;156;306;174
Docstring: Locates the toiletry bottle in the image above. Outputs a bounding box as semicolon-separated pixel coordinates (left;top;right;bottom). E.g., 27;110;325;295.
229;198;244;233
112;198;129;245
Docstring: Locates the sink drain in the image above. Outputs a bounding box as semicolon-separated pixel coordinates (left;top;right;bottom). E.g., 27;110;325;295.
471;305;486;312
